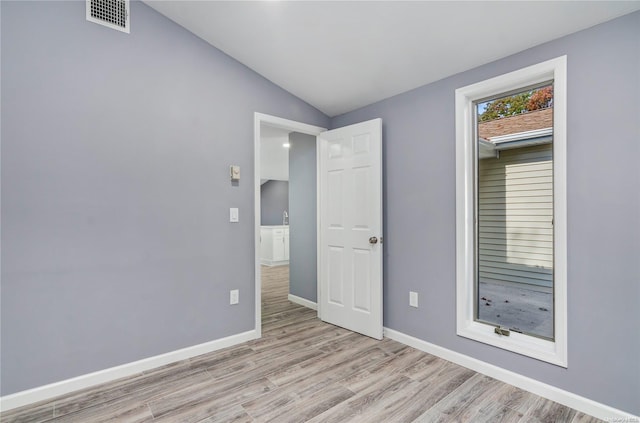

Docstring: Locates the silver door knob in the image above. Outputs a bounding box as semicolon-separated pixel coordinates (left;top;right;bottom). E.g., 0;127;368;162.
369;236;378;244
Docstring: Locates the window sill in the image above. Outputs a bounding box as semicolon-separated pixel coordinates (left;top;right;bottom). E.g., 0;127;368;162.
458;320;567;367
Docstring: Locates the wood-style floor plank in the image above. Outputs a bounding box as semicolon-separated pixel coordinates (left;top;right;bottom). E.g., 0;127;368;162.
1;265;603;422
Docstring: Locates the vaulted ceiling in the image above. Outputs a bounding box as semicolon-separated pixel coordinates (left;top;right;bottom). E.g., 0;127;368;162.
144;1;640;117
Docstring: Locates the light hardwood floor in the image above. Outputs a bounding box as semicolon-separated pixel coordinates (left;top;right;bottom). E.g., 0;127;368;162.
1;265;601;422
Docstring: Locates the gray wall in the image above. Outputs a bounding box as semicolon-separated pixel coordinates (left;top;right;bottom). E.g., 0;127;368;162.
0;0;328;395
288;133;317;303
331;11;640;415
3;1;638;414
260;181;289;226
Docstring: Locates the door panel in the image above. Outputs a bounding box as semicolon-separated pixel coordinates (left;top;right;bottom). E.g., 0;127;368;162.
328;247;345;305
319;118;383;339
327;171;344;227
353;250;371;312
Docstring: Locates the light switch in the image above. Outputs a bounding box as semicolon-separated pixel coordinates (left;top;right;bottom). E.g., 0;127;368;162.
230;207;239;222
230;165;240;181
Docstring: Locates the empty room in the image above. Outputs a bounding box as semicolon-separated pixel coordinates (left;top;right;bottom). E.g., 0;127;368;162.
1;1;639;422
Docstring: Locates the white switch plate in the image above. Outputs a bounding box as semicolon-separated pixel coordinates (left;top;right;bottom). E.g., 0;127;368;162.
230;165;240;181
409;291;418;308
230;208;239;222
230;289;239;305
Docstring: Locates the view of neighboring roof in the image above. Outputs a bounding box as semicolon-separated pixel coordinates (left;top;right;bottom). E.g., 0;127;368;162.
478;108;553;140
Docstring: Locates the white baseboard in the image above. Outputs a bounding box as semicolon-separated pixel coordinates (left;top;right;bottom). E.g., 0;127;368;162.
260;259;289;267
383;327;639;421
5;325;635;420
0;330;258;412
288;294;317;310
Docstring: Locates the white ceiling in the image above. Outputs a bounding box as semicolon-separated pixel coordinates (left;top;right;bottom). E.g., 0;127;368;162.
144;1;640;117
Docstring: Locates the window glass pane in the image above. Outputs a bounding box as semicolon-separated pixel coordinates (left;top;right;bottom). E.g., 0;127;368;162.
475;85;554;340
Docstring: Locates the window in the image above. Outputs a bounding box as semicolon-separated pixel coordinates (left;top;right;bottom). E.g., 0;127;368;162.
455;57;567;366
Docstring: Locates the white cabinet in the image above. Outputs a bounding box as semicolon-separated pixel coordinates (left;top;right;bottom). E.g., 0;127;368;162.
260;225;289;266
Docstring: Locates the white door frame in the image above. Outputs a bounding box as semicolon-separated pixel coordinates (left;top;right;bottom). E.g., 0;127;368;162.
254;112;326;337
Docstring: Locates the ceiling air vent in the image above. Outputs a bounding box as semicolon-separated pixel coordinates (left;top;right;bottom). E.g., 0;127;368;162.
86;0;129;34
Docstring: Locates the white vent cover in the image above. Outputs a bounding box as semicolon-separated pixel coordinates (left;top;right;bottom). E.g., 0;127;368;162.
86;0;129;34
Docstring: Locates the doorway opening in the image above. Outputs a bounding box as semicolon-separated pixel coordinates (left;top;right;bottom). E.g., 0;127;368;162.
259;124;293;326
255;114;384;340
254;113;325;337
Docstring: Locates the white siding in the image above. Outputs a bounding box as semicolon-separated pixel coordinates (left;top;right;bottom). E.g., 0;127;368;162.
478;144;553;289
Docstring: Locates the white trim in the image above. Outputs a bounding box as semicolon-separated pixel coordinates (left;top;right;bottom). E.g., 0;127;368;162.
384;327;638;421
288;294;318;310
490;127;553;144
260;259;290;267
316;137;323;320
455;56;568;367
0;330;257;412
254;113;326;338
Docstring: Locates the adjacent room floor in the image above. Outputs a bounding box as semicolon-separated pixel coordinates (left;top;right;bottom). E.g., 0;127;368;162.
1;265;600;422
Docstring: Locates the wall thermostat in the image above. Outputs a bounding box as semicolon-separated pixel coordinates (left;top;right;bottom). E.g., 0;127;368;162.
230;165;240;181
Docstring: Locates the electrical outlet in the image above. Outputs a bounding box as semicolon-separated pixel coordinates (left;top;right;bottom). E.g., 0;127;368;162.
230;289;239;305
409;291;418;308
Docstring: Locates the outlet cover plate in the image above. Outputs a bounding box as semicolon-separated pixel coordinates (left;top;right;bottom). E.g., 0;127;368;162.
230;289;239;305
409;291;418;308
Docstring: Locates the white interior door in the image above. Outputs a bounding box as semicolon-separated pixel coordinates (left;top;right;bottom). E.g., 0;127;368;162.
319;118;383;339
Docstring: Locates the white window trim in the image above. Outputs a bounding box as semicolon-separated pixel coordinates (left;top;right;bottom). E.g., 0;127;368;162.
455;56;567;367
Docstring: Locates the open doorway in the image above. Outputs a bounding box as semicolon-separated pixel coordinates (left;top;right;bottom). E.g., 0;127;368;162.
255;114;384;340
254;113;326;337
258;124;292;324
